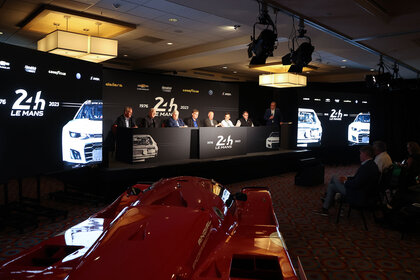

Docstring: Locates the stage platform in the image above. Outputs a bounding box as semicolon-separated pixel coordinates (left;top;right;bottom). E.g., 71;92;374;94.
92;148;315;197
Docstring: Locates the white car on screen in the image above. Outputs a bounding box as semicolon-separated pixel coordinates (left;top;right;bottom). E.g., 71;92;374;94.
297;108;322;145
348;112;370;144
62;100;103;164
132;134;158;162
266;131;279;149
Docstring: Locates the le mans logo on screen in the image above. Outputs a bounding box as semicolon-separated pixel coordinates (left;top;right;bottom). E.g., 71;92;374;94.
10;89;46;117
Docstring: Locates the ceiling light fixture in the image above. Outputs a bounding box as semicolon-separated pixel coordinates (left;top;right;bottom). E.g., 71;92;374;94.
247;1;278;65
281;17;315;73
167;42;173;45
169;18;178;22
259;73;307;88
20;5;135;63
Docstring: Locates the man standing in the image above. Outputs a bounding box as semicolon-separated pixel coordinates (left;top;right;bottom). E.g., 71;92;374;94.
264;101;282;127
143;108;160;128
186;109;200;127
236;111;254;127
113;106;138;129
168;110;187;127
204;111;221;127
314;145;380;216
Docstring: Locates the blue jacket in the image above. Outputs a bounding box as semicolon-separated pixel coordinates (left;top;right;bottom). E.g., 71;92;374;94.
168;117;186;127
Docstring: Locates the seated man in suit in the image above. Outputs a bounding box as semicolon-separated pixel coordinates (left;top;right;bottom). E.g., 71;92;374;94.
313;145;380;216
143;108;160;128
203;111;222;127
168;110;187;127
113;106;138;130
186;109;200;127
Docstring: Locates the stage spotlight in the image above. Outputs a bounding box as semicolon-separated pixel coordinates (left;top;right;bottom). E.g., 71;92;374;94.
248;1;277;66
248;28;277;65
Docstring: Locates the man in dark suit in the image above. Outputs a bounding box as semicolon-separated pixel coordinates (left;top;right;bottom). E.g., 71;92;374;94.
203;111;221;127
143;108;160;128
168;110;187;127
186;109;200;127
314;145;380;216
264;101;282;127
113;106;138;129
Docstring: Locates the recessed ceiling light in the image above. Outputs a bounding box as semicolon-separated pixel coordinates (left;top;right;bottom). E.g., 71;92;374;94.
340;65;346;68
167;42;173;45
123;54;128;57
306;71;310;74
342;59;347;62
222;66;228;69
233;71;237;74
370;68;375;71
169;18;178;22
0;31;3;35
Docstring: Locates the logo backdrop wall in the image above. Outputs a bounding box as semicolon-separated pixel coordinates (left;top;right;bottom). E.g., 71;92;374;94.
102;68;239;147
0;43;102;179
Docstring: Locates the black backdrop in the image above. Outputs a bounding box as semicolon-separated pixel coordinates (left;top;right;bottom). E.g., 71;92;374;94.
102;68;239;150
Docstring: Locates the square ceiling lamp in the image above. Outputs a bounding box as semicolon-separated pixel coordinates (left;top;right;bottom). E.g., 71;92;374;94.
259;73;307;88
37;30;118;63
20;5;136;63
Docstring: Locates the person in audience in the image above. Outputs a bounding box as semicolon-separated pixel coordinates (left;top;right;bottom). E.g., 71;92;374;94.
113;106;138;129
168;110;187;127
186;109;200;127
373;140;393;173
264;101;283;127
143;108;160;128
400;141;420;188
313;145;380;216
236;111;254;127
221;113;235;127
203;111;221;127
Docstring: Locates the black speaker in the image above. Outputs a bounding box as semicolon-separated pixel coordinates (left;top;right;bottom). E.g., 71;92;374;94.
295;158;324;186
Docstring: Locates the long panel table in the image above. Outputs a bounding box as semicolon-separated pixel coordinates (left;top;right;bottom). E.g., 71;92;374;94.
115;126;282;164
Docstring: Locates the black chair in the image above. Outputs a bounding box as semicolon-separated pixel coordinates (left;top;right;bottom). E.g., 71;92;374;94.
336;181;381;231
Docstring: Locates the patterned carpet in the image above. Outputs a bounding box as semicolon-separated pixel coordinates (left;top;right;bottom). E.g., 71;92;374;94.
1;164;419;279
227;164;420;280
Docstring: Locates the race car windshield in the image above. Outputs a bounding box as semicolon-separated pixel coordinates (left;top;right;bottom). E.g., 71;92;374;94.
299;112;315;124
356;114;370;123
76;103;103;120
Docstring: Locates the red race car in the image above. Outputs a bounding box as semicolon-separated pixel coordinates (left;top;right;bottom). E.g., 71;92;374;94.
0;176;299;280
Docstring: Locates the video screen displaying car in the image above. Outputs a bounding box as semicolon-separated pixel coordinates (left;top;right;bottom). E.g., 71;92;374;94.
297;93;371;148
62;100;103;165
0;42;102;178
297;108;322;147
348;112;370;145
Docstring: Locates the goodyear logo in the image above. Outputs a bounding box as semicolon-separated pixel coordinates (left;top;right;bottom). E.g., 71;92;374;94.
182;89;199;94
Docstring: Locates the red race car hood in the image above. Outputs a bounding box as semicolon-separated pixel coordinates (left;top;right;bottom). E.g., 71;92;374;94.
67;204;213;280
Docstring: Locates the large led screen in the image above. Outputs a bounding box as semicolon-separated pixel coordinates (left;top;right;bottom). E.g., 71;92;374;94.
297;93;370;148
0;43;102;179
